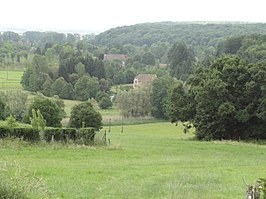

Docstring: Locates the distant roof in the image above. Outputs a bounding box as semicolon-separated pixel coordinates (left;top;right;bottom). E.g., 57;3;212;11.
103;54;128;61
134;74;157;83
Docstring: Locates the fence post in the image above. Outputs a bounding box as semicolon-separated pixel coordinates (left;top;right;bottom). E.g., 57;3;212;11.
121;116;124;133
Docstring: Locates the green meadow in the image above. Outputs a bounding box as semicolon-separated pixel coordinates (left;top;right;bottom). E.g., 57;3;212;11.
0;70;23;90
0;122;265;198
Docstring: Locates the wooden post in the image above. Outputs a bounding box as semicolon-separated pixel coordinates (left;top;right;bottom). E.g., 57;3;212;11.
121;116;124;133
108;118;111;133
107;130;111;145
108;119;111;145
102;130;106;143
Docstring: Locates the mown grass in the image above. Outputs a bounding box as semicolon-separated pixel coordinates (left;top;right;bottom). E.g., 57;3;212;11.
0;70;23;90
0;122;265;198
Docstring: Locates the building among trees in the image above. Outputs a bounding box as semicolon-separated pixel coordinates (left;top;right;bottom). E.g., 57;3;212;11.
133;74;157;88
103;54;128;66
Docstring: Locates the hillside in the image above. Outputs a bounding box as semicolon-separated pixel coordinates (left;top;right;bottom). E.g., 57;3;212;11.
95;22;266;48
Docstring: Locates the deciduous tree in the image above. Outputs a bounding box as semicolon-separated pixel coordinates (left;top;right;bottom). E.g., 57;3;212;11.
69;102;102;129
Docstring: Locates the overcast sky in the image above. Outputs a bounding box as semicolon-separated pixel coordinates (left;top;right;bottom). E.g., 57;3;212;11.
1;0;265;33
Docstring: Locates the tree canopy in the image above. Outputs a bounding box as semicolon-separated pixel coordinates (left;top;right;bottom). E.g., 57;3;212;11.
23;97;63;127
69;102;102;129
167;55;266;140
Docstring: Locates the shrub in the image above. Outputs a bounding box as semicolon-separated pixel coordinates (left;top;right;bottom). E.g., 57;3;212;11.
99;97;113;109
44;128;95;145
12;128;40;142
24;97;62;127
0;127;10;138
0;126;95;145
5;115;18;128
0;127;39;141
69;102;102;130
76;128;95;145
44;128;63;142
62;128;77;140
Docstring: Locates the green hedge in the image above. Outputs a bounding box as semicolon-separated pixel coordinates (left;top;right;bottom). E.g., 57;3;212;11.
44;128;95;145
76;128;96;145
0;127;40;142
0;127;95;145
44;128;77;142
0;127;10;138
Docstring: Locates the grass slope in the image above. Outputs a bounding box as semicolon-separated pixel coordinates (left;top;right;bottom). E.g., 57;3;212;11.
0;123;265;198
0;70;23;90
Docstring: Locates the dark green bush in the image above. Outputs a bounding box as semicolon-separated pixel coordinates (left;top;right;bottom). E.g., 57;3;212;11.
44;128;62;142
76;128;95;145
12;128;40;142
62;128;77;141
0;126;95;145
0;127;39;141
0;127;10;138
44;128;95;145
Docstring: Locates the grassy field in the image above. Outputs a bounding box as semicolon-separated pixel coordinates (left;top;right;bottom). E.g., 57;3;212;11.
0;122;265;198
0;70;23;90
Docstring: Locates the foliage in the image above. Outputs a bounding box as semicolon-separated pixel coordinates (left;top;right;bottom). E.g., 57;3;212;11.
76;128;96;145
69;102;102;130
37;109;46;131
116;85;152;117
96;22;266;60
21;55;51;92
0;98;5;120
96;91;109;102
30;109;46;131
5;115;17;128
217;34;266;64
0;90;28;121
30;108;39;129
151;76;178;119
0;126;40;141
245;178;266;199
24;97;62;127
44;128;95;145
167;55;266;140
74;75;100;101
95;91;113;109
99;97;113;109
168;41;196;80
167;82;195;124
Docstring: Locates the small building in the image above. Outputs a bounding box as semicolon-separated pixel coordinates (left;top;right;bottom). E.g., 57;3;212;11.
133;74;157;89
159;63;167;68
103;54;128;66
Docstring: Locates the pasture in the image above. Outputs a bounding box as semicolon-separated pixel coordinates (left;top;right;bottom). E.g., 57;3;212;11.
0;70;23;90
0;122;265;198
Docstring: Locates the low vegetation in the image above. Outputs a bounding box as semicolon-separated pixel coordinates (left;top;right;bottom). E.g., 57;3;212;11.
0;123;265;198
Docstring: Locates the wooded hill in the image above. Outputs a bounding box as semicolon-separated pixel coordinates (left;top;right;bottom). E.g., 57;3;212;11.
96;22;266;47
96;22;266;59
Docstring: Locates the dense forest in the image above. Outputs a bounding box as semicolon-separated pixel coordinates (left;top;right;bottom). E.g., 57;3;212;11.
96;22;266;58
0;22;265;140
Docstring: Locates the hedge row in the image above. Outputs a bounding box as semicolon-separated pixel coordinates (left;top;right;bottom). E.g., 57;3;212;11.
0;127;40;141
0;127;95;144
44;128;95;145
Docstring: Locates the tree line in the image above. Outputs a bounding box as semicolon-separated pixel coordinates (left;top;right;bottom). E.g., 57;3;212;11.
1;23;266;140
115;34;266;140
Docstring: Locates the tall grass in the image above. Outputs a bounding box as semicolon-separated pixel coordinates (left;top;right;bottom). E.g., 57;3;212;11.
0;161;52;198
